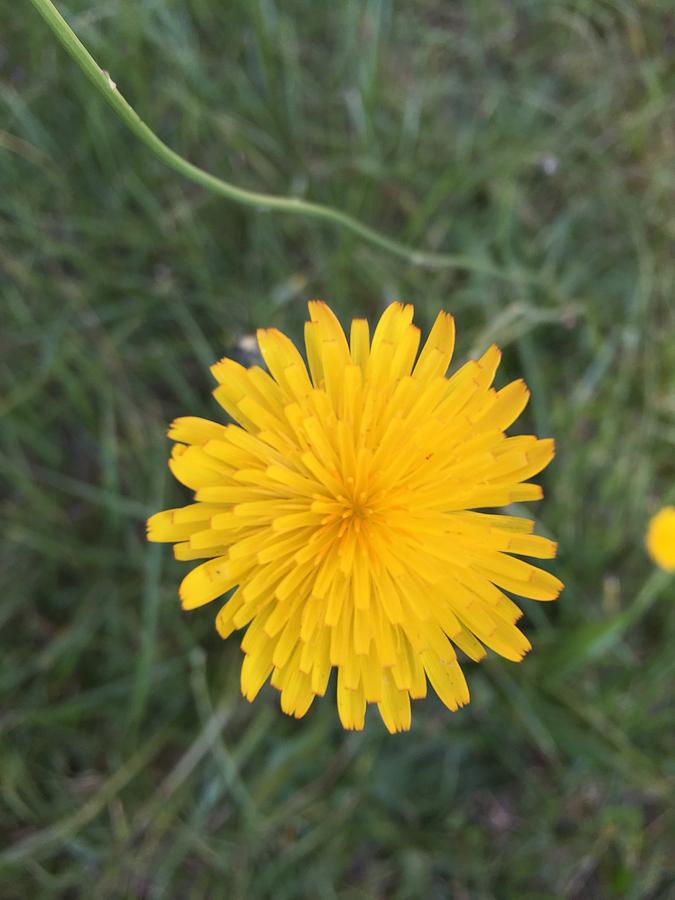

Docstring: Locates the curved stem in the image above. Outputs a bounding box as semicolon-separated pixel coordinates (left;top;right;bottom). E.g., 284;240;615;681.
30;0;535;283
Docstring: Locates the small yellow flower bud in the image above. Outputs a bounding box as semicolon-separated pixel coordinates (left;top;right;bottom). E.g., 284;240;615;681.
646;507;675;572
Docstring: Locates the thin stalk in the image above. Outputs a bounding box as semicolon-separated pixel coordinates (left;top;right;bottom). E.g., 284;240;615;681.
29;0;538;283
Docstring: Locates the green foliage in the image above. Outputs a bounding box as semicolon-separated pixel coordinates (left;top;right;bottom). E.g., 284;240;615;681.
2;0;674;896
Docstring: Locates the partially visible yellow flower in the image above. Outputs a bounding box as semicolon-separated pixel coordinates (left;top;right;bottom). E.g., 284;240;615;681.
646;507;675;572
148;301;563;732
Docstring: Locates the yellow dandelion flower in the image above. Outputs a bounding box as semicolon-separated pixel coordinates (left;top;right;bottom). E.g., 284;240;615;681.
148;301;563;732
646;507;675;572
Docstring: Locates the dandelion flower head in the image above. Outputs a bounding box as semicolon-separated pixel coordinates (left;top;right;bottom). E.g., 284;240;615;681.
148;302;563;732
646;506;675;572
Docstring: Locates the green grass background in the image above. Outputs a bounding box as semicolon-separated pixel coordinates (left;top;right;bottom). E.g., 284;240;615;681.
2;1;675;897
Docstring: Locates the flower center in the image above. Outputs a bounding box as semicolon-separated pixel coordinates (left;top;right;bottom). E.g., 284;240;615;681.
337;488;372;535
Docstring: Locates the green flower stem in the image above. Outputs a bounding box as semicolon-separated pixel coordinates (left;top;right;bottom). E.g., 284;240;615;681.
30;0;536;283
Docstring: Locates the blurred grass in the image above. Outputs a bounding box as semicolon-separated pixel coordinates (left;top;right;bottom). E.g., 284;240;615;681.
1;0;674;897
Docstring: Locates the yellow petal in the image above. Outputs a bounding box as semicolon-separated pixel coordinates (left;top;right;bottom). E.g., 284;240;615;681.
146;508;201;543
474;380;530;432
179;557;242;610
349;318;370;372
421;650;469;711
168;445;230;491
257;328;312;399
174;541;228;561
377;673;412;733
336;666;366;731
168;416;229;445
475;552;564;601
241;641;274;701
215;589;246;638
308;300;350;364
412;310;455;382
